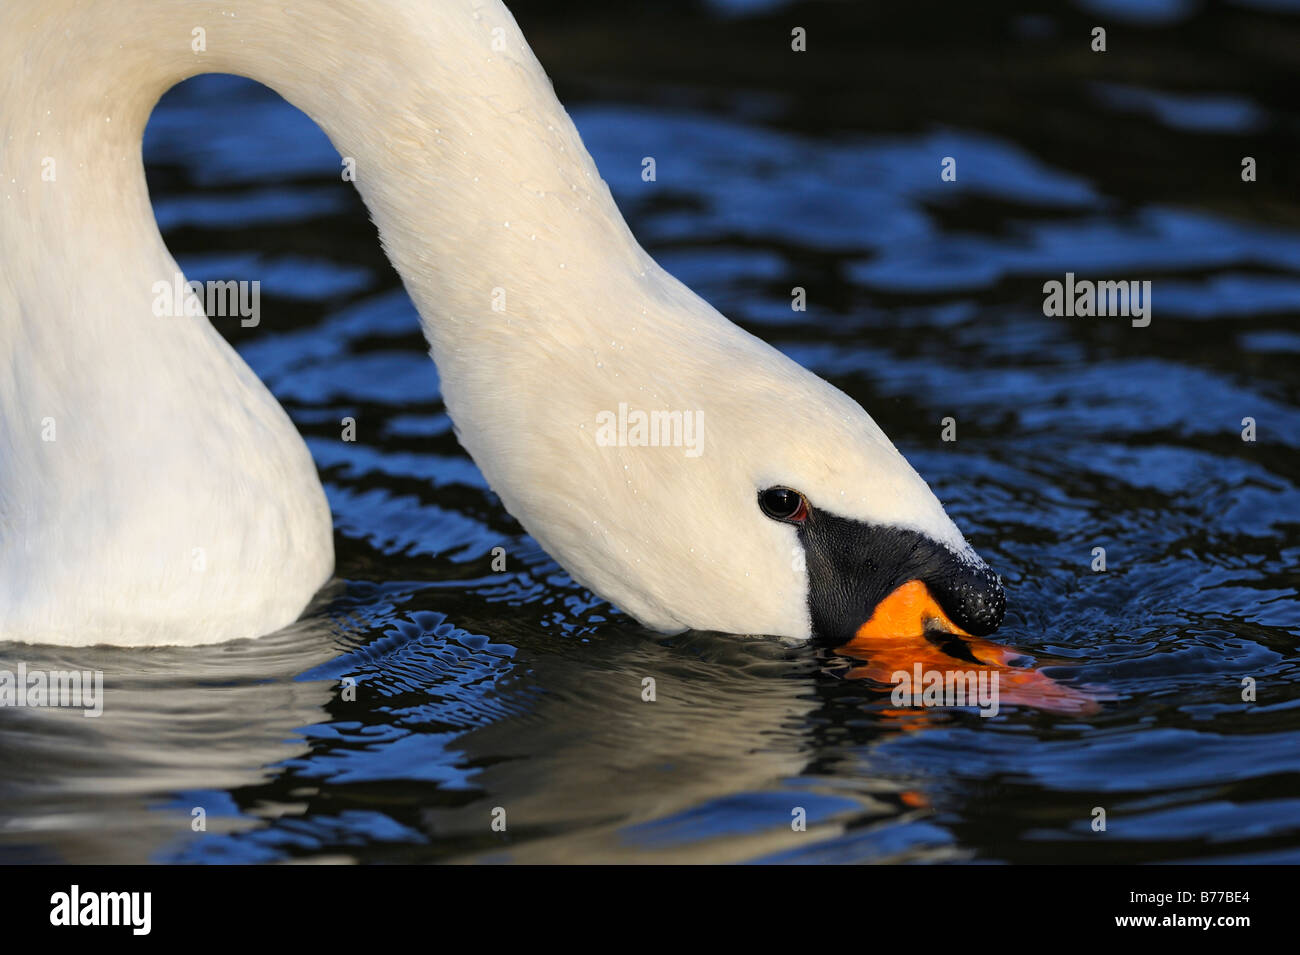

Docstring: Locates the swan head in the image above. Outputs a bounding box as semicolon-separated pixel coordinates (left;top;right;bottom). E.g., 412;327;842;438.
703;329;1007;648
460;268;1005;648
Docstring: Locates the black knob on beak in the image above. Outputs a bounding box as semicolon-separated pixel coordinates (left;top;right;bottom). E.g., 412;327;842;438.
924;556;1005;637
794;503;1006;645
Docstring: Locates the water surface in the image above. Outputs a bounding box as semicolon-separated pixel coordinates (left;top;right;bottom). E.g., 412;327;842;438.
2;0;1298;863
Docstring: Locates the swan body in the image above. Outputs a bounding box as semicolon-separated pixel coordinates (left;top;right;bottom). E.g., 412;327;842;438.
0;0;1002;648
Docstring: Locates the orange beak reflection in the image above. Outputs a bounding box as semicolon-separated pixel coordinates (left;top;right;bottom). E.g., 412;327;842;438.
839;579;1102;717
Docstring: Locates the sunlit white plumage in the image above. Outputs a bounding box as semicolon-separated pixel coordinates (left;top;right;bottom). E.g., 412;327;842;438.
0;0;975;647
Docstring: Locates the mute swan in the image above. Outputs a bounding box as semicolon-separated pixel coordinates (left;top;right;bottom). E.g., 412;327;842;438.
0;0;1004;648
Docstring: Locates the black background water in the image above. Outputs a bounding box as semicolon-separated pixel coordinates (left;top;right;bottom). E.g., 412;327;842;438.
1;0;1297;863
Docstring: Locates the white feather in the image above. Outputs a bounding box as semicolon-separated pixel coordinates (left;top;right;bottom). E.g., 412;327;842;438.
0;0;972;646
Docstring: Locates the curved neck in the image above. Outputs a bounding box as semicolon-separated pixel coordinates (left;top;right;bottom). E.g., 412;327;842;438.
0;0;654;369
2;0;784;644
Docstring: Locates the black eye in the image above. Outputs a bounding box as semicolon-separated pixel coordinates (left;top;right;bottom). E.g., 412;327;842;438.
758;486;808;523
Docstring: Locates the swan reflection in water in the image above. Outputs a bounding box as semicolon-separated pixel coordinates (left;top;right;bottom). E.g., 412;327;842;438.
0;578;1098;864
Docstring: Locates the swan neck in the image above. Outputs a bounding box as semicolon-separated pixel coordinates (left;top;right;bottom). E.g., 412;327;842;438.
2;0;650;355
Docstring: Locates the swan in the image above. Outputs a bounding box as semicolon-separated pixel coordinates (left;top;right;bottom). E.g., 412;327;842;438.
0;0;1005;648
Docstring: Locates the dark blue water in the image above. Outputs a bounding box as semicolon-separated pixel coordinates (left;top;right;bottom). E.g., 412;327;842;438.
2;0;1298;863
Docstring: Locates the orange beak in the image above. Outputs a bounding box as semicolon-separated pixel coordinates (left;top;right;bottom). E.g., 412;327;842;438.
849;579;969;643
839;579;1103;716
